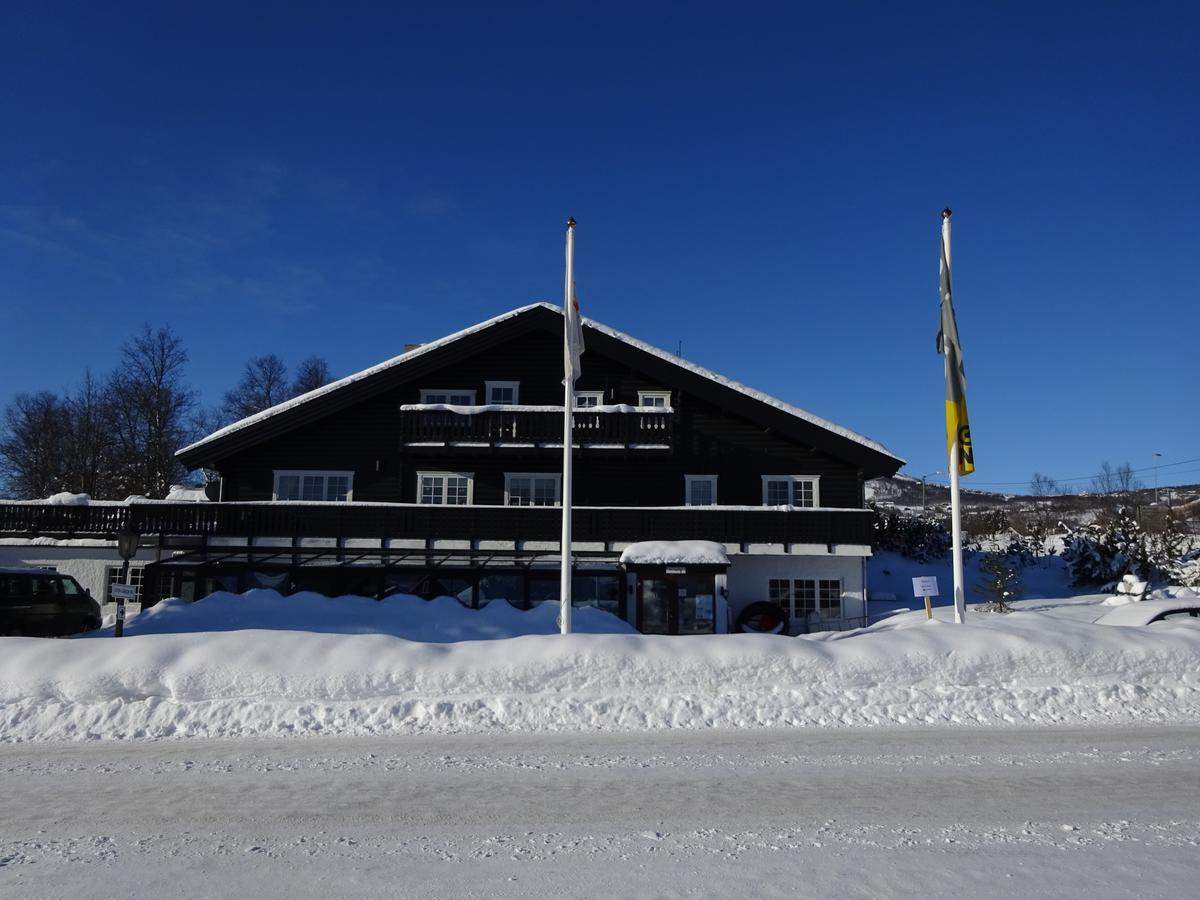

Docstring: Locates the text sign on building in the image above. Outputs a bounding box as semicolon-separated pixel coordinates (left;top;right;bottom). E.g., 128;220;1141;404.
911;576;939;598
111;583;137;601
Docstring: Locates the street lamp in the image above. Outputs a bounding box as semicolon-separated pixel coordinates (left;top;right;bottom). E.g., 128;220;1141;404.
114;525;140;638
1153;452;1162;505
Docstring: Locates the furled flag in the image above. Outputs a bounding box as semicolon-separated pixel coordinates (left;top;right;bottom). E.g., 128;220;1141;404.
936;208;975;476
563;217;584;383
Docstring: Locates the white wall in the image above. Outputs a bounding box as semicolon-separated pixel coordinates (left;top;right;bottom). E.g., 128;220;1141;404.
0;544;158;599
725;553;866;625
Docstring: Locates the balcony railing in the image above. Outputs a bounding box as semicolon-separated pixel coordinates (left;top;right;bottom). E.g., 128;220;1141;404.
398;405;674;448
0;501;874;547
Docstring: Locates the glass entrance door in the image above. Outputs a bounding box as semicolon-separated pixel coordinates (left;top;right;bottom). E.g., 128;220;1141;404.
637;572;717;635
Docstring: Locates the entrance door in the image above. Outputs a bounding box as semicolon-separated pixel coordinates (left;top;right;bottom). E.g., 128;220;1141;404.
636;572;717;635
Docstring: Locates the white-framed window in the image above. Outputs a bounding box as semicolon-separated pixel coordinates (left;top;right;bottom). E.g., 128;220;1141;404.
274;470;354;501
417;471;473;505
419;389;476;405
574;391;604;408
105;565;145;603
685;475;718;506
761;475;820;507
486;381;520;405
637;390;671;408
818;578;843;619
504;472;562;506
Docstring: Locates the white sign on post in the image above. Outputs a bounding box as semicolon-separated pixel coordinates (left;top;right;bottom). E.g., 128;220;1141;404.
911;576;939;598
111;583;137;602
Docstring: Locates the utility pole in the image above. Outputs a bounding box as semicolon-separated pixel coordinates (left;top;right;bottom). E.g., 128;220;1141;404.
920;472;943;511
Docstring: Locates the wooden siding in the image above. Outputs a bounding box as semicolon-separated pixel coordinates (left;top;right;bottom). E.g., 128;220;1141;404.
214;327;868;509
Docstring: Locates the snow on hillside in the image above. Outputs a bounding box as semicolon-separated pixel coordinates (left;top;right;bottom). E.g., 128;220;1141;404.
2;587;1199;742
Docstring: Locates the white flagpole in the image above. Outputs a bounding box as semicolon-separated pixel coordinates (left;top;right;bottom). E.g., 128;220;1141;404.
942;211;966;624
559;218;576;635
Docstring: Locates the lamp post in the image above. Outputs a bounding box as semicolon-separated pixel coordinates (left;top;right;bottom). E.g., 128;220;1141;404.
1153;452;1162;505
114;525;140;638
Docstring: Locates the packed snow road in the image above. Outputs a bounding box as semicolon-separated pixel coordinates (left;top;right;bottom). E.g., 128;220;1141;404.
3;726;1198;898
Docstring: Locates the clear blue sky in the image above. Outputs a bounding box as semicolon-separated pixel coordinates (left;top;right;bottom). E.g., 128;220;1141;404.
2;2;1197;491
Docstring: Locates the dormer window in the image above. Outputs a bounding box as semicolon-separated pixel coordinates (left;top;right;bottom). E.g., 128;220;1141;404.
486;381;520;405
637;390;671;408
420;389;476;405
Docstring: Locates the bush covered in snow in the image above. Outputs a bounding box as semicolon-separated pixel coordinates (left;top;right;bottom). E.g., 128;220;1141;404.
973;551;1023;612
871;506;951;562
1060;508;1197;589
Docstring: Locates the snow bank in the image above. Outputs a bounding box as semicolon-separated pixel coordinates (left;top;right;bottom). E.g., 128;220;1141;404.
99;588;637;642
2;593;1199;742
619;540;729;566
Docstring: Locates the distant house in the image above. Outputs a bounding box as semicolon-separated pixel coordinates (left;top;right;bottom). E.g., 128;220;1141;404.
1;304;903;634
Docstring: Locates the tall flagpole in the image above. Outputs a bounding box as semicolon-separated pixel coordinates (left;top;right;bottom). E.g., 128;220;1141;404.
942;209;966;624
559;218;576;635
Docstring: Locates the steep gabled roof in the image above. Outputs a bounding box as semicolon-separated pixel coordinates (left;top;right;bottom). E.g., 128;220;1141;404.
177;303;905;475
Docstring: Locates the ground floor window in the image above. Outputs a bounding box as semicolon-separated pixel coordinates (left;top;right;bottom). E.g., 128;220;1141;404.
274;470;353;501
418;471;473;504
105;565;145;603
768;577;841;621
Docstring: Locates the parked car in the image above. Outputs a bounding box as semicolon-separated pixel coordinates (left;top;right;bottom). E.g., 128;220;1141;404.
0;567;103;637
1093;599;1200;627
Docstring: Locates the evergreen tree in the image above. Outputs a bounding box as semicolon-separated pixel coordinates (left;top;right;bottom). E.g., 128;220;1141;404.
974;551;1023;612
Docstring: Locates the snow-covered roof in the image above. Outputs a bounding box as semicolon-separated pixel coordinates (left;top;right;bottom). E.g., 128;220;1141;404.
619;540;730;567
178;303;903;466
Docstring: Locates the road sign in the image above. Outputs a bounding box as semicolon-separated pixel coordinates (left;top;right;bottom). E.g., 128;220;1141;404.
111;583;137;602
911;576;939;598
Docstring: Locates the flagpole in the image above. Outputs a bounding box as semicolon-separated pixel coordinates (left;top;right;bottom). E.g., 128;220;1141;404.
942;209;966;624
559;218;576;635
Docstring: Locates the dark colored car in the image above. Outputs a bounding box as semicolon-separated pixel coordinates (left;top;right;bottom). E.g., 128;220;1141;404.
0;567;103;637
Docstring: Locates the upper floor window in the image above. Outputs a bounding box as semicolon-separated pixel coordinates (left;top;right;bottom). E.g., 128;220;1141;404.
761;475;820;507
637;390;671;408
418;471;473;505
420;389;476;405
574;391;604;408
505;472;561;506
274;470;353;501
685;475;718;506
486;381;520;405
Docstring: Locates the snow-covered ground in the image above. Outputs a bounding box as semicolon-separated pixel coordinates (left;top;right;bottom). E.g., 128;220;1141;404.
2;580;1199;742
2;727;1197;898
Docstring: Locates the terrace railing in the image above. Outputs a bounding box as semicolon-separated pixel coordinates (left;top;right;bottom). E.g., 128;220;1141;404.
399;405;674;448
0;501;874;546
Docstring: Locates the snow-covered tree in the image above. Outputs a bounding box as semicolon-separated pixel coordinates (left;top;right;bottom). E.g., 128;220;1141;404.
974;551;1023;612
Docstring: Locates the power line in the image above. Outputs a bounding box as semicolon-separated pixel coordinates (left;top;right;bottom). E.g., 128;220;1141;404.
919;456;1200;488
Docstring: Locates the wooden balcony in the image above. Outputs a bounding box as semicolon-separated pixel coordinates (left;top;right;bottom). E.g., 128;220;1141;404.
398;405;674;450
0;501;874;547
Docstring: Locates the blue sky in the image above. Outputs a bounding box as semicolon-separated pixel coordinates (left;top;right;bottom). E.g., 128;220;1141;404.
2;2;1197;491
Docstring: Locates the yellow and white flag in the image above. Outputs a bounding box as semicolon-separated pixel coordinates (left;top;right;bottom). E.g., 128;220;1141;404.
936;209;975;476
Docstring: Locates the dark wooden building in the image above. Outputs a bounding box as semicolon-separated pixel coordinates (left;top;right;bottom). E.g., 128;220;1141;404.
151;303;901;633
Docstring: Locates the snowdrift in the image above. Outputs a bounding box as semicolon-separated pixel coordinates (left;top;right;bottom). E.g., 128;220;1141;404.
92;588;637;642
2;590;1199;742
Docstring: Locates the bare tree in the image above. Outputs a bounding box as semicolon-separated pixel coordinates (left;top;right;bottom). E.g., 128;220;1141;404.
1091;461;1118;494
1115;462;1142;494
291;356;332;397
106;325;198;498
1030;472;1058;496
0;391;70;498
62;370;111;497
222;354;289;422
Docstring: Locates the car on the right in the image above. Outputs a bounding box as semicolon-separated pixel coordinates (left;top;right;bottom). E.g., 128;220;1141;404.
1093;598;1200;627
